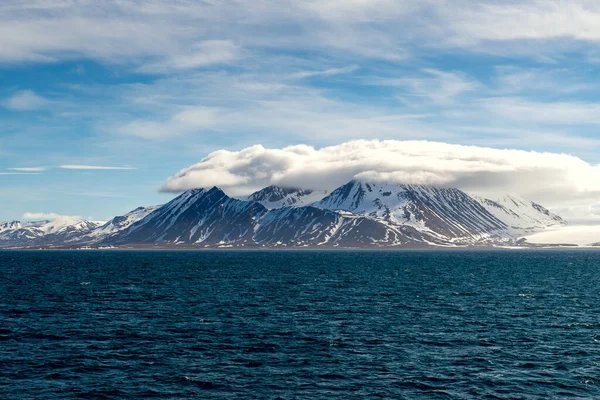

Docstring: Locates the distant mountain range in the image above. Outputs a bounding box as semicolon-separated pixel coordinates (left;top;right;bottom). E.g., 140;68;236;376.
0;180;566;249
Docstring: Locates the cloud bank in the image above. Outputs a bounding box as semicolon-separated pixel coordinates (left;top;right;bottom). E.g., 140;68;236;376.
162;140;600;222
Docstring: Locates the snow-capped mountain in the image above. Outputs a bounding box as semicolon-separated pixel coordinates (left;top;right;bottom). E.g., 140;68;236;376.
313;180;508;242
0;180;568;249
104;187;435;248
0;218;103;248
107;187;266;246
245;186;328;209
472;194;565;235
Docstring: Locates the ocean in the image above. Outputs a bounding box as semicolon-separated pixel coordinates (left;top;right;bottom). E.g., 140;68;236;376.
1;250;599;399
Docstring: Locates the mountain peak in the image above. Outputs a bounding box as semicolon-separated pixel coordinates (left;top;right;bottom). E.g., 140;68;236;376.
315;180;507;240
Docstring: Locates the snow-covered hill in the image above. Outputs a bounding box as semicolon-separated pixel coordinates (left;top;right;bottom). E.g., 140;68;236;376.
0;218;103;248
245;186;328;209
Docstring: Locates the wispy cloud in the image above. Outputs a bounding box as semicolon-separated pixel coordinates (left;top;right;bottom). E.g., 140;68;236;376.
116;106;221;139
138;40;241;73
59;165;136;170
482;97;600;125
3;0;600;67
9;167;47;172
3;90;48;111
291;65;359;79
369;69;479;104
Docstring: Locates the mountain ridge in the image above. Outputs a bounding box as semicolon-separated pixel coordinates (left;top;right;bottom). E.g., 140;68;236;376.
0;180;568;249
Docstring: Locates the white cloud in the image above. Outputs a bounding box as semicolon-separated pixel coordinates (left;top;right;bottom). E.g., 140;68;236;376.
162;139;600;223
23;212;80;220
59;165;136;170
446;1;600;44
3;0;600;67
3;90;48;111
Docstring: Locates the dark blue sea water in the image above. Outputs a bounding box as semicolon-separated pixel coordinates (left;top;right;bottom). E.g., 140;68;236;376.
1;250;600;399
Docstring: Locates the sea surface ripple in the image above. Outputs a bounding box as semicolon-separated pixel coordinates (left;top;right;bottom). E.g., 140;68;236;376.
1;250;600;399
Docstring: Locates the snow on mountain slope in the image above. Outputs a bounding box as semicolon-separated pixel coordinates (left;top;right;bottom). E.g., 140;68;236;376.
254;205;429;247
0;221;23;233
472;194;565;234
245;186;328;209
0;220;51;233
313;180;508;241
34;218;102;235
90;205;161;239
107;188;434;248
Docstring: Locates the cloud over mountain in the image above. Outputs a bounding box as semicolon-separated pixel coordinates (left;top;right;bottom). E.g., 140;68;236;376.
162;140;600;221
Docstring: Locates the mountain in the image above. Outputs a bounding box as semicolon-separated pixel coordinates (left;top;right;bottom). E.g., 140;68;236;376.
106;187;266;246
313;181;509;242
472;194;565;234
245;186;328;209
0;180;567;249
0;218;103;248
105;187;434;248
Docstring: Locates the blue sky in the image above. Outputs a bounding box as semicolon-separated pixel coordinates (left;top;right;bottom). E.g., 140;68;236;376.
3;0;600;222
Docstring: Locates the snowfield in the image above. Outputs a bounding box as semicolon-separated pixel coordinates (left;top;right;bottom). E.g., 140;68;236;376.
522;225;600;247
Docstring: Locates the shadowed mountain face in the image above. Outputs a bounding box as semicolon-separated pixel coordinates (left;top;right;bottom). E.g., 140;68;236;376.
0;181;567;249
252;206;430;247
108;187;267;246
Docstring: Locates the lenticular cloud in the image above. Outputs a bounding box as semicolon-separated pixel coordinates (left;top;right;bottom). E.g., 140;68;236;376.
161;139;600;210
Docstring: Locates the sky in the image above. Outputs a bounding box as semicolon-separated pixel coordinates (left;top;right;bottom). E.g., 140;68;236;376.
3;0;600;223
